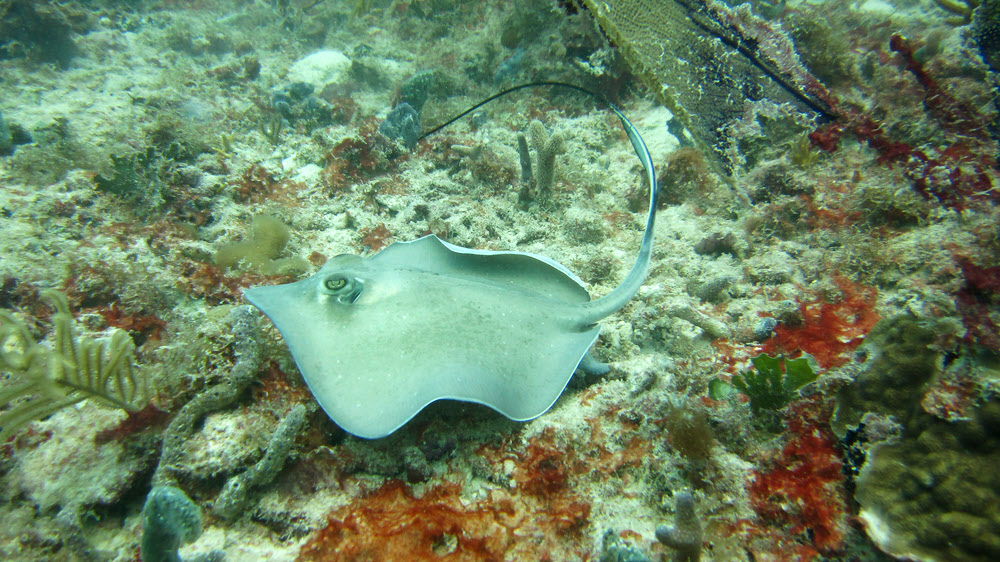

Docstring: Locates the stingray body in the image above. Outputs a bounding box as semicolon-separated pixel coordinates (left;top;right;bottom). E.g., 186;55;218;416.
244;83;658;438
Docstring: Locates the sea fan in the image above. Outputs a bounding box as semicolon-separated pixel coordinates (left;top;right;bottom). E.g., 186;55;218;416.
0;290;150;441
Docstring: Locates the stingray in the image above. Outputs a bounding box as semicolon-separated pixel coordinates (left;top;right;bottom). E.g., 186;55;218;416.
244;83;658;438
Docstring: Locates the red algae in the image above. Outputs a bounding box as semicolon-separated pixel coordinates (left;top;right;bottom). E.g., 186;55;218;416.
955;258;1000;351
745;398;848;558
358;223;393;252
94;403;170;445
295;422;656;560
297;480;511;561
761;276;880;369
298;477;591;561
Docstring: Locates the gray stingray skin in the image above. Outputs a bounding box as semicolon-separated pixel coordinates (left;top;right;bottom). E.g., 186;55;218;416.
244;97;657;439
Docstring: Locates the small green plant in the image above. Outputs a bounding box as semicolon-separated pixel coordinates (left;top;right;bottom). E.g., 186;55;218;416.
787;132;820;169
711;353;817;431
0;290;150;441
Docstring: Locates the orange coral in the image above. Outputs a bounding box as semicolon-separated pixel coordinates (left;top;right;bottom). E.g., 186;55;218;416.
298;480;507;561
298;478;592;561
359;224;393;251
231;163;303;205
96;303;167;345
299;424;640;561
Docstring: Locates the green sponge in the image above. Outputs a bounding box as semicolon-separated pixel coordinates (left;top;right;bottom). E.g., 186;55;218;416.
141;485;202;562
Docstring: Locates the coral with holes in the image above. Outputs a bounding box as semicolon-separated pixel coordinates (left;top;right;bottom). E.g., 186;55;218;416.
655;491;703;562
760;276;880;369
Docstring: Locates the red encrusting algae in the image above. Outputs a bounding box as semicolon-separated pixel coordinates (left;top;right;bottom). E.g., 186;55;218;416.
760;276;880;369
744;398;848;558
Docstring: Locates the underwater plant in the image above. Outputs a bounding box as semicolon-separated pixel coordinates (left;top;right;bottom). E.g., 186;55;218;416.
0;290;149;441
733;354;817;414
711;353;817;431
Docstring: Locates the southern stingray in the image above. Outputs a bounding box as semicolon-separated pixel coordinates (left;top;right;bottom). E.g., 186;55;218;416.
245;83;658;438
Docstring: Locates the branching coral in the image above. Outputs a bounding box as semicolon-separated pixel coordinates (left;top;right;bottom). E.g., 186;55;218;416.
0;289;150;441
516;119;566;206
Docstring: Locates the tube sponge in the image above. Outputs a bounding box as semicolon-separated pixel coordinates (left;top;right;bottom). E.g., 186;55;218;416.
212;403;308;520
141;485;202;562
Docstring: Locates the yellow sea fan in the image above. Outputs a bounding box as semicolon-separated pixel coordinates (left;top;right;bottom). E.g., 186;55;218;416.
0;290;150;441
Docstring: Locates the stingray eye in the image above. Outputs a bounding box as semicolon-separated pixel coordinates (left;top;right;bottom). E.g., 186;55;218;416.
321;274;364;303
324;277;347;291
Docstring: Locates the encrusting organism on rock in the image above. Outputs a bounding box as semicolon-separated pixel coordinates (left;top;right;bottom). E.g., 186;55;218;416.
141;305;267;561
152;305;263;488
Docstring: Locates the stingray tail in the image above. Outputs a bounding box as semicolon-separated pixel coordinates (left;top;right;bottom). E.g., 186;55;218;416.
576;102;658;326
421;82;659;327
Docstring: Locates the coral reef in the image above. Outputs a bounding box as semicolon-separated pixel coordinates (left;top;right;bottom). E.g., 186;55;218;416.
832;314;953;434
759;276;880;369
601;528;652;562
1;0;999;559
378;103;422;150
855;398;1000;561
0;0;82;68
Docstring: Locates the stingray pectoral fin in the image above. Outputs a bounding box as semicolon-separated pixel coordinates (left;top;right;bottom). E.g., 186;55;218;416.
310;322;600;438
432;325;602;422
242;280;316;343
